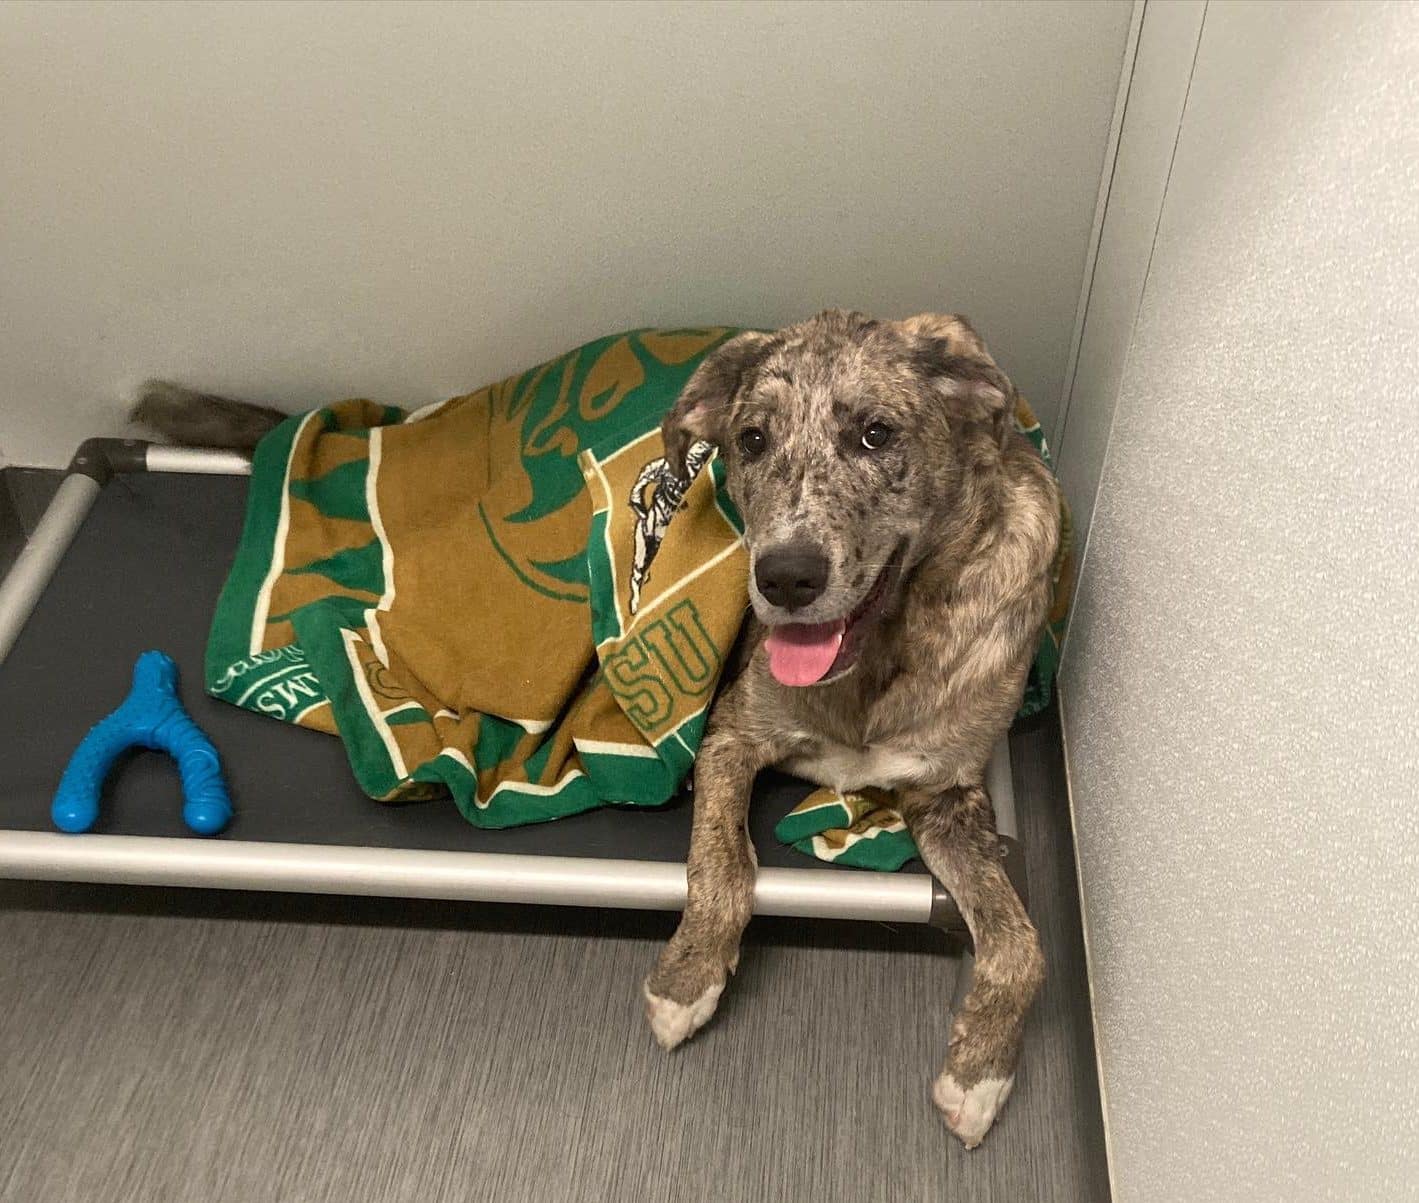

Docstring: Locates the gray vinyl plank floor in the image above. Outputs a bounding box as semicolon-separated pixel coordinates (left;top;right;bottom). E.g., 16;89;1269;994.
0;466;1108;1202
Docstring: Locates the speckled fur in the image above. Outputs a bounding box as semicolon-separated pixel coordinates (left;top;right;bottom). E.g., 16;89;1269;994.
646;310;1059;1149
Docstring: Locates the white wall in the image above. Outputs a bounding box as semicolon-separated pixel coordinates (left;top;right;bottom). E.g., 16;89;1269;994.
1061;3;1419;1199
0;0;1132;467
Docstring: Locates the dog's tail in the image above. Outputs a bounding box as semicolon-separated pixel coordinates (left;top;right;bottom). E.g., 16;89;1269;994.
130;381;288;451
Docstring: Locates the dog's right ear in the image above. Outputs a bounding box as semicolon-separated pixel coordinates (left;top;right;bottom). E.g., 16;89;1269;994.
911;337;1016;449
661;331;775;478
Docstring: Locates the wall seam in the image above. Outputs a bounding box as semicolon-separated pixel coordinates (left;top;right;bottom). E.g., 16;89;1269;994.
1058;0;1209;674
1053;0;1146;454
1056;5;1211;1199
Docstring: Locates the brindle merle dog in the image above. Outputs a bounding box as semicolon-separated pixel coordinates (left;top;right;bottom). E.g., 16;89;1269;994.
134;309;1060;1148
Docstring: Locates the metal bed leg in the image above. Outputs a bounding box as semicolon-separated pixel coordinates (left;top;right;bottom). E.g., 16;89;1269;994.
987;734;1028;913
0;439;252;668
0;472;102;664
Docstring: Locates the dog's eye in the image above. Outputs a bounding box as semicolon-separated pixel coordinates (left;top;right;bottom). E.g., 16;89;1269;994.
861;421;894;450
737;427;768;459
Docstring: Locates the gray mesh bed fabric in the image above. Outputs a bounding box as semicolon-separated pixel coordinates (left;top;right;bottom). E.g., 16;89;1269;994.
0;445;1028;930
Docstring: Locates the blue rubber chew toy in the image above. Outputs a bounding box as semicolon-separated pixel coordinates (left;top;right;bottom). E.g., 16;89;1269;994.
52;650;233;836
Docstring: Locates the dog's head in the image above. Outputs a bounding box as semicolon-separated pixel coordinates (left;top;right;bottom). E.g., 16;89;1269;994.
662;309;1015;687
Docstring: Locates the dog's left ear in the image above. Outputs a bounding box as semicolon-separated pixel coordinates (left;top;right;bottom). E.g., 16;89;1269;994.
661;331;775;478
913;338;1016;448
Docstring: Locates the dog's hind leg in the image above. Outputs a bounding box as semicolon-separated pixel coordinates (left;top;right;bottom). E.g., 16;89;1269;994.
643;683;787;1050
899;784;1045;1150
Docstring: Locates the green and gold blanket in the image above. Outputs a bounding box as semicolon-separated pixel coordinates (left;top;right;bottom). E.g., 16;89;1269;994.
205;329;1072;867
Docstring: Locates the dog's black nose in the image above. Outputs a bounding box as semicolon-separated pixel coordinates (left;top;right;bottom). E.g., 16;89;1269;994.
755;544;830;611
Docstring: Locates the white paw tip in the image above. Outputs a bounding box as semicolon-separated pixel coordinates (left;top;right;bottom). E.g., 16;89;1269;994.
933;1072;1015;1149
643;981;724;1051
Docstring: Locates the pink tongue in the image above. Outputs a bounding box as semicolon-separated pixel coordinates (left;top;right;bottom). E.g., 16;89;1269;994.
764;620;847;686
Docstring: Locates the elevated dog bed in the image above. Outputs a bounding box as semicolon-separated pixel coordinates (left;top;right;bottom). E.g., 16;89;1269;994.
0;441;1027;935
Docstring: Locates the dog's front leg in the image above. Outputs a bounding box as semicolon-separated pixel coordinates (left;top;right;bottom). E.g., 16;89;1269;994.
643;685;785;1050
900;784;1045;1149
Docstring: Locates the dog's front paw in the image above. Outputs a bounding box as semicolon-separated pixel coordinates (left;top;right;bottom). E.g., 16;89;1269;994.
932;1070;1015;1149
642;940;735;1050
642;979;725;1050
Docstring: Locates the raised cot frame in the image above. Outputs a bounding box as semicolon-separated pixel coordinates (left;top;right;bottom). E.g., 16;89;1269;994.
0;439;1026;937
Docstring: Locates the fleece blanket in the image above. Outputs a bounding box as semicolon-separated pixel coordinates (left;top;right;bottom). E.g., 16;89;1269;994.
205;329;1072;868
